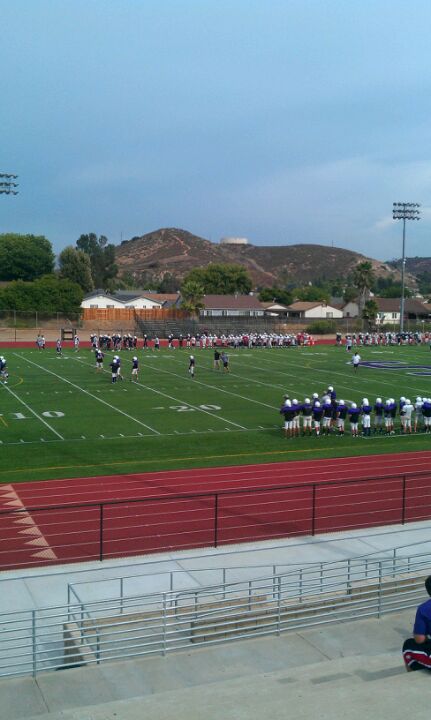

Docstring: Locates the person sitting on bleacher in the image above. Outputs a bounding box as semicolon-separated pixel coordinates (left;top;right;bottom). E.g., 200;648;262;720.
402;576;431;671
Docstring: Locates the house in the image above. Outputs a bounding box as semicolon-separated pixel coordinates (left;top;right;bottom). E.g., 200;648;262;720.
260;301;289;317
285;301;343;320
200;294;265;317
374;298;431;325
81;290;164;310
342;300;360;318
139;292;182;308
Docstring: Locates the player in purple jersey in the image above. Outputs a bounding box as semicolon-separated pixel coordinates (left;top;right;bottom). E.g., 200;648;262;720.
348;403;361;437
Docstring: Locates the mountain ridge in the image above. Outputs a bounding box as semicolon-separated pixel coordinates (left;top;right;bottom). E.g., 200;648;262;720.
115;227;405;287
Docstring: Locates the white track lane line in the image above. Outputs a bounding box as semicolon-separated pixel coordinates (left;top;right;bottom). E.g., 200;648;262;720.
76;357;246;430
1;382;64;440
15;354;161;436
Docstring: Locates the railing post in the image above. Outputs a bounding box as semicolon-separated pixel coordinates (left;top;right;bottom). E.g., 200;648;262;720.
378;562;383;618
162;593;167;656
32;610;37;677
277;576;282;635
99;504;104;561
214;494;219;548
96;632;101;664
402;475;406;525
311;484;316;536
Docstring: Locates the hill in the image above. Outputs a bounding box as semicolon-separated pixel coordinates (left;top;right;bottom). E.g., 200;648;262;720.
388;257;431;276
115;228;402;287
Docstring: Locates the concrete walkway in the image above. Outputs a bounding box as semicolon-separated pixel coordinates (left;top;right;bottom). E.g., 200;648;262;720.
1;518;431;614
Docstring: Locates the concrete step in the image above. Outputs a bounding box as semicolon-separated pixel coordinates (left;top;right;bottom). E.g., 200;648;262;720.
23;652;431;720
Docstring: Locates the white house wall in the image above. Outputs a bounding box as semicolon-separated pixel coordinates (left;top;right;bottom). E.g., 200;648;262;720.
81;295;125;309
125;298;163;309
304;306;343;319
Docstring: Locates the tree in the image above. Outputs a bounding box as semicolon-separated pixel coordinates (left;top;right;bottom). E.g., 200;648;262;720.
294;286;330;303
0;233;55;281
379;283;412;299
362;299;379;330
59;246;94;293
0;276;83;314
417;271;431;297
180;279;205;315
343;286;357;303
258;287;293;306
351;261;376;315
183;263;253;295
158;272;180;293
76;233;118;288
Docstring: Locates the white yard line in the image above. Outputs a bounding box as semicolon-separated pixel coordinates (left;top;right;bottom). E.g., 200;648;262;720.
15;354;161;436
1;383;64;440
76;358;246;430
141;356;278;411
257;352;430;398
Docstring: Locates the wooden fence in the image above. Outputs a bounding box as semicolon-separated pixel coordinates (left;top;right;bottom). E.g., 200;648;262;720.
82;308;189;323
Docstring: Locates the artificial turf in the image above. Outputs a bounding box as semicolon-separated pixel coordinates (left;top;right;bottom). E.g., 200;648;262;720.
0;343;430;483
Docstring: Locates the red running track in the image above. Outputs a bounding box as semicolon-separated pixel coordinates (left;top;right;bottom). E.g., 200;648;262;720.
0;450;431;571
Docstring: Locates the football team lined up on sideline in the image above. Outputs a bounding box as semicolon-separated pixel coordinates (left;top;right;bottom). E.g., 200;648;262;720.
337;331;431;347
280;387;431;438
89;332;313;350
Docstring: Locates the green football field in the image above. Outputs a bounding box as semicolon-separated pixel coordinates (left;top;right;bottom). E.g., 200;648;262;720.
1;343;431;484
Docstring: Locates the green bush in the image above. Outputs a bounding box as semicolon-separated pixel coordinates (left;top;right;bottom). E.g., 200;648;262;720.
305;320;337;335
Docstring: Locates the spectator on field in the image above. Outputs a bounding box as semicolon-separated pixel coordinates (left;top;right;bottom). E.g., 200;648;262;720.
403;576;431;671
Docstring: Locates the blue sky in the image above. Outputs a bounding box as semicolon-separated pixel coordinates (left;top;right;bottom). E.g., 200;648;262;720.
1;0;431;259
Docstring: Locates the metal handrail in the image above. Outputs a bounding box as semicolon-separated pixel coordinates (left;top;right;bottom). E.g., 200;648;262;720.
0;560;427;679
1;470;430;570
67;540;431;609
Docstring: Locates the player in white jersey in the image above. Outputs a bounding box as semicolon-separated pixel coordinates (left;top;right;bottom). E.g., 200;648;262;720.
414;397;423;433
400;399;414;433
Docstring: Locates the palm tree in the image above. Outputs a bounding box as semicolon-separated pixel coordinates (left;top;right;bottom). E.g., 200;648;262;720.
351;261;376;316
362;299;379;330
180;279;205;316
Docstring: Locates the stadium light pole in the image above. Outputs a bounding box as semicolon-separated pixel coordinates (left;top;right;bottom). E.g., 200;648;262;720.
0;172;19;196
392;202;420;333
